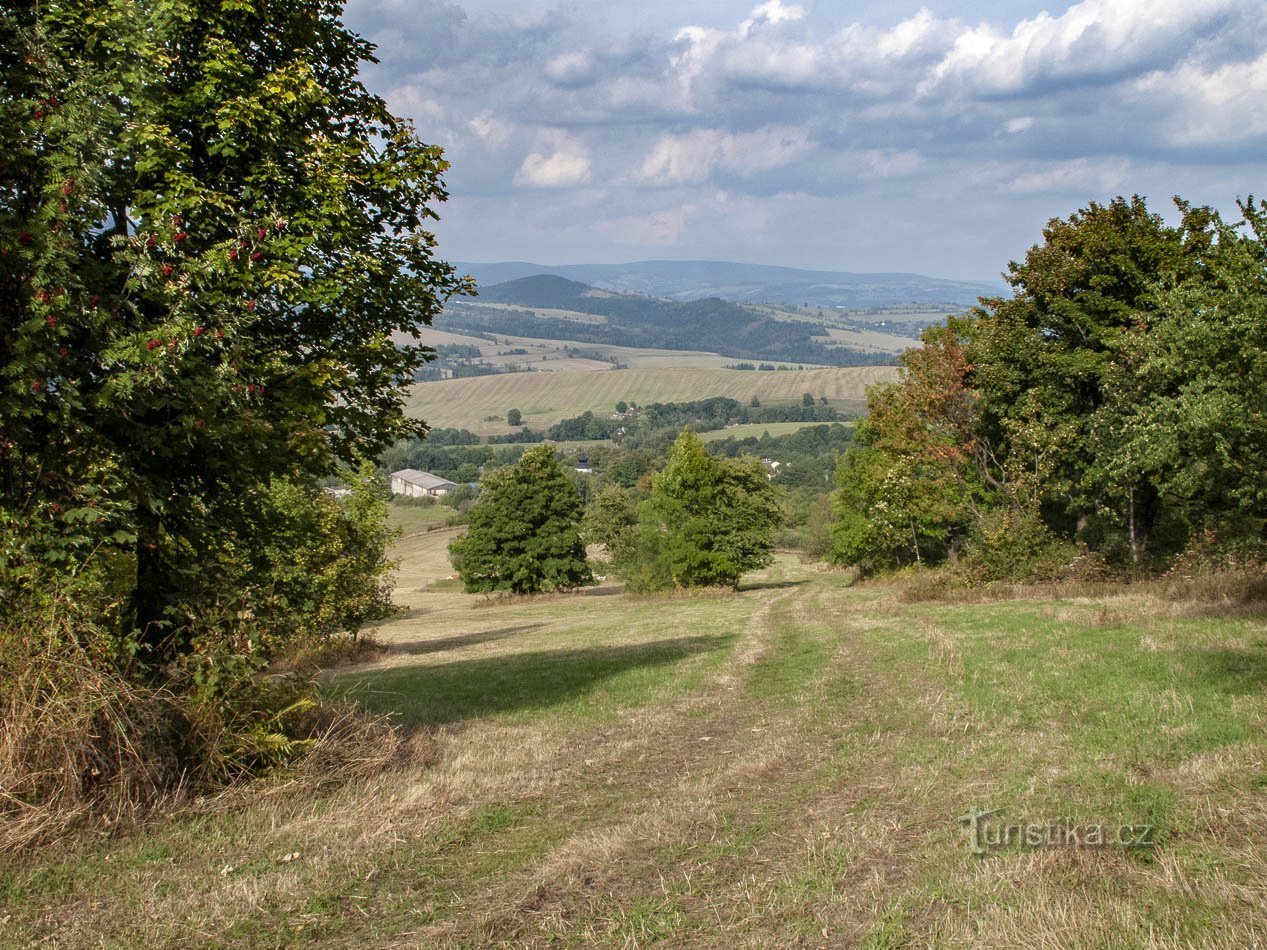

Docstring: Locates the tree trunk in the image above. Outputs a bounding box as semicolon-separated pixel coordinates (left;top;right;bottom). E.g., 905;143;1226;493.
131;498;170;660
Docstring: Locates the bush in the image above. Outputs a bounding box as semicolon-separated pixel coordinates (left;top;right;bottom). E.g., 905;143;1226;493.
961;506;1079;583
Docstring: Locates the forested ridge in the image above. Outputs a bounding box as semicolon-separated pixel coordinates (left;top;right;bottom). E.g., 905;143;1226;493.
442;275;896;367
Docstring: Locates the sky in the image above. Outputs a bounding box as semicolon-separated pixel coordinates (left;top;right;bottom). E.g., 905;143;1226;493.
342;0;1267;281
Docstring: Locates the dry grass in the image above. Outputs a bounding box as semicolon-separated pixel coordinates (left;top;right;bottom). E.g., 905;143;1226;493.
5;554;1267;946
406;365;895;434
0;633;187;854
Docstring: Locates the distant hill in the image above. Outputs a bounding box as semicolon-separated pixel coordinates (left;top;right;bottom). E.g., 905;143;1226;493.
441;275;896;367
453;259;1005;309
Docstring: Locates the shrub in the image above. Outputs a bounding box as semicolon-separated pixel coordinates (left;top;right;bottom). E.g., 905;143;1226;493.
961;506;1079;583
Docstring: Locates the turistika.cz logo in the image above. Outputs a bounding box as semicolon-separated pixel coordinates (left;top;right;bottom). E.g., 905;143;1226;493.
959;806;1155;856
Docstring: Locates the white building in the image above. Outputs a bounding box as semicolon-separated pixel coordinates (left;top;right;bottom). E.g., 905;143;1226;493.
390;469;458;497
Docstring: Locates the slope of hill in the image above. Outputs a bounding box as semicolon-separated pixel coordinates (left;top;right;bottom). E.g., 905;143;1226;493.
406;365;894;435
454;259;1005;309
442;276;896;368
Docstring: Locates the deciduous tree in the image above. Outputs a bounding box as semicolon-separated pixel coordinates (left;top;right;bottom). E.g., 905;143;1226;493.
1;0;469;653
449;446;591;594
621;430;781;590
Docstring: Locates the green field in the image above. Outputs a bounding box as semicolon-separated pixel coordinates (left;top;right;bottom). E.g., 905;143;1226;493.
9;549;1267;946
701;421;851;442
408;365;896;435
385;501;455;538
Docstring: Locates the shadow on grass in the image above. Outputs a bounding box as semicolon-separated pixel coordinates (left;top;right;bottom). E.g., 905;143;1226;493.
337;634;733;727
1181;642;1267;694
737;579;808;592
392;623;545;657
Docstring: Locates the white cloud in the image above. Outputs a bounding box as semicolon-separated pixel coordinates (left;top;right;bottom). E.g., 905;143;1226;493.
514;134;592;188
922;0;1247;97
545;50;596;87
1007;157;1131;194
597;204;697;246
740;0;806;36
1134;49;1267;147
343;0;1267;276
637;126;812;186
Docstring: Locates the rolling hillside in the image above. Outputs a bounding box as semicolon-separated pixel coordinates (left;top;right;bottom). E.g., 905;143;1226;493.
442;275;896;368
406;365;895;435
455;259;1005;308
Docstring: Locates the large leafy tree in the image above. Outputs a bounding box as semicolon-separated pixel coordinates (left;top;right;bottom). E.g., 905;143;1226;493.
1100;200;1267;552
830;318;981;572
970;196;1217;549
624;430;781;590
1;0;468;652
449;445;592;595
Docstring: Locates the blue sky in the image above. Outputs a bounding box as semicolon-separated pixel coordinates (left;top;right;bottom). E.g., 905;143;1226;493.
343;0;1267;280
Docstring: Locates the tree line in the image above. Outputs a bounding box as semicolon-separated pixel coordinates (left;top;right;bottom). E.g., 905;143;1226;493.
830;195;1267;579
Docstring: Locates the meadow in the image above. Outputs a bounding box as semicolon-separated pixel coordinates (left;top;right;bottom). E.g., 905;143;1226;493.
5;544;1266;946
407;365;895;435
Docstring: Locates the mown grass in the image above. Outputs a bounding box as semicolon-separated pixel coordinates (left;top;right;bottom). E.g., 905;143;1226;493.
385;500;454;537
3;562;1266;946
406;365;893;434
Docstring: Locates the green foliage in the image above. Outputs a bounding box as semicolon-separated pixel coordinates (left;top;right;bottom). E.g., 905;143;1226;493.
829;320;980;573
257;466;398;644
1098;203;1267;553
829;193;1267;580
449;445;592;595
959;506;1078;583
971;196;1217;540
617;431;782;591
506;408;522;427
0;0;468;655
582;484;638;554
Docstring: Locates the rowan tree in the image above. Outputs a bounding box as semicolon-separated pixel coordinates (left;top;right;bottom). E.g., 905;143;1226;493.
0;0;469;654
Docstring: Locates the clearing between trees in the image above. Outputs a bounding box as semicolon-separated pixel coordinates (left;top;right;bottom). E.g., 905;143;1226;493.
5;539;1267;946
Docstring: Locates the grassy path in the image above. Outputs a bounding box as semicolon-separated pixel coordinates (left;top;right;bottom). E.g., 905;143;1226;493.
4;560;1267;946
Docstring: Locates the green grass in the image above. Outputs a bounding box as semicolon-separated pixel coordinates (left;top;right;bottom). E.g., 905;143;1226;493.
385;500;453;536
6;564;1267;946
341;631;736;728
701;420;849;442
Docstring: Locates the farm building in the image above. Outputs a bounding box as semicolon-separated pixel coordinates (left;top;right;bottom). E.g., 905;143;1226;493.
390;469;458;497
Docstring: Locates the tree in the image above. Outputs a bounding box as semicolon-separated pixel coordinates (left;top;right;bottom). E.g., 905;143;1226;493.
750;395;760;408
830;319;981;572
802;392;815;407
1;1;469;655
615;400;628;414
582;484;637;555
506;408;523;426
619;430;781;590
449;445;591;594
970;196;1217;553
1098;200;1267;555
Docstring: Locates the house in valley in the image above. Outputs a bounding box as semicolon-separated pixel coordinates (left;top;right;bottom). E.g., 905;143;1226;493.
390;469;458;497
